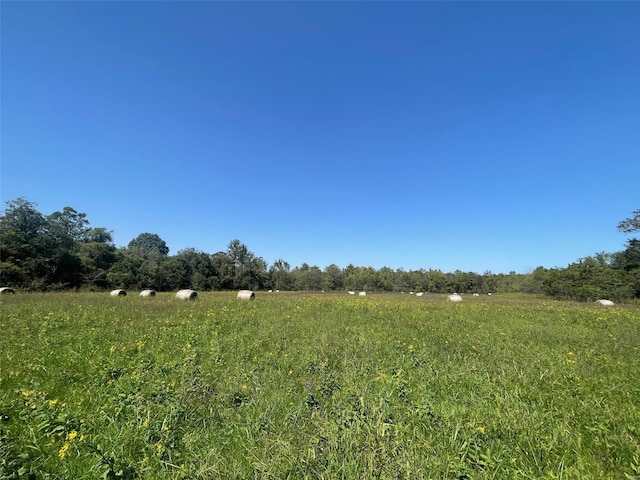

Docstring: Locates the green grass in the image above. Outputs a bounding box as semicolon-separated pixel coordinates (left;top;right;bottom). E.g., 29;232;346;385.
1;292;639;479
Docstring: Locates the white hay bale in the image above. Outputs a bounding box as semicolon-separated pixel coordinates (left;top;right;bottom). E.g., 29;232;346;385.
237;290;255;301
268;289;273;293
416;292;424;297
110;289;127;297
409;291;414;295
275;289;280;293
487;293;492;296
473;293;480;297
447;294;463;303
595;299;615;307
140;289;156;297
348;291;355;295
176;289;198;301
0;287;15;294
358;291;367;296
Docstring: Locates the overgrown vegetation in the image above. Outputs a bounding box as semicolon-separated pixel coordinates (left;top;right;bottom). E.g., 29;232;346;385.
1;292;638;478
1;198;639;302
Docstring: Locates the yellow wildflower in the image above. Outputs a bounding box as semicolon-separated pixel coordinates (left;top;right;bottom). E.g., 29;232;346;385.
79;434;86;442
477;426;485;434
67;430;78;440
288;370;293;376
49;399;59;406
59;442;70;458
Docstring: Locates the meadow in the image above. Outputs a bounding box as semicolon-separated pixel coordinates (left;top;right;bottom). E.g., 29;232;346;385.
1;292;639;479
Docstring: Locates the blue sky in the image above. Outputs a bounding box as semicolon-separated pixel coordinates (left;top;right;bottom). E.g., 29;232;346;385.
2;1;638;273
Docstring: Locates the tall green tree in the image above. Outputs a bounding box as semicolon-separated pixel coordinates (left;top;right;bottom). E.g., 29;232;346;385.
128;233;169;257
322;264;344;291
269;259;292;291
78;228;117;288
226;240;267;290
175;248;216;290
0;198;50;287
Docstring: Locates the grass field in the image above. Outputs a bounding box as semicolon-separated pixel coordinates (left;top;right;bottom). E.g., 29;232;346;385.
1;292;639;479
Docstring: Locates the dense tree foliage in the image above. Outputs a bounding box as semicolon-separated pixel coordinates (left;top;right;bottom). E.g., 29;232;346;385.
1;198;639;301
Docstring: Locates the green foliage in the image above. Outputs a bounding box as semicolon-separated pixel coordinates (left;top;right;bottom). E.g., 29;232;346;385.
617;209;640;234
1;293;639;478
1;198;639;301
128;233;170;257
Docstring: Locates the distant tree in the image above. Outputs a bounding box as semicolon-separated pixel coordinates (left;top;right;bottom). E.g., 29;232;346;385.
78;231;117;289
613;210;640;273
47;207;90;249
157;256;190;290
210;252;235;290
0;198;49;287
128;233;169;257
226;240;267;290
269;259;292;291
612;239;640;272
322;264;344;291
175;248;216;290
617;209;640;234
107;251;143;289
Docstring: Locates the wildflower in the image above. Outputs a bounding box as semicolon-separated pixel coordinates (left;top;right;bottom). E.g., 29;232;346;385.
288;370;293;376
408;344;415;352
155;442;164;453
241;384;248;391
59;442;70;458
79;434;86;442
21;390;35;398
477;426;485;434
49;399;59;406
67;430;78;440
109;345;116;353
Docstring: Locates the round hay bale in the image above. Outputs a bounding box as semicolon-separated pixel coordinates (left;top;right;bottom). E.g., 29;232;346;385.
0;287;16;294
237;290;255;301
110;289;127;297
595;299;615;307
140;289;156;297
176;289;198;301
447;294;463;303
358;291;367;296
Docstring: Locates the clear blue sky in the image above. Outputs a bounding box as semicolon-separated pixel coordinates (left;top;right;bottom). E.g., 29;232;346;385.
2;1;638;274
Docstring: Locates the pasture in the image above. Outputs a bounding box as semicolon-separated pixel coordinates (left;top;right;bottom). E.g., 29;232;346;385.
1;292;639;479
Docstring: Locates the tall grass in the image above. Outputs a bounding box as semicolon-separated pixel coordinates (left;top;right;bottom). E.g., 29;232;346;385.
1;292;639;479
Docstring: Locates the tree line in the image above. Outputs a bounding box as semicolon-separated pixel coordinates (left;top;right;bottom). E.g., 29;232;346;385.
1;198;639;302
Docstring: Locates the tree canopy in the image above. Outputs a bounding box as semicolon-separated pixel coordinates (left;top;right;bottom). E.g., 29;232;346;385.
1;197;638;301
